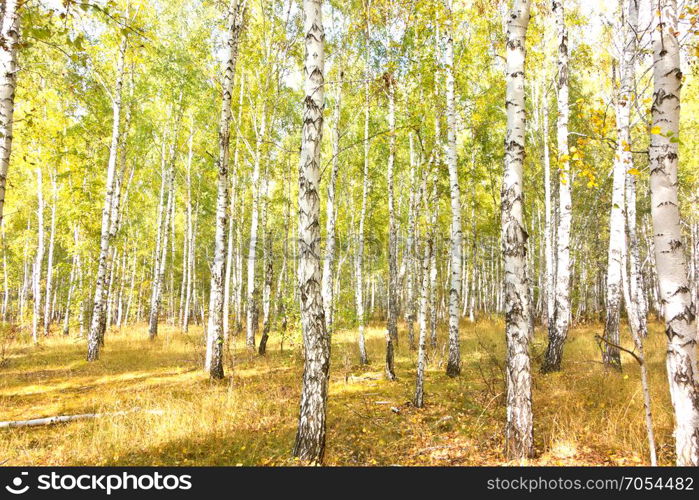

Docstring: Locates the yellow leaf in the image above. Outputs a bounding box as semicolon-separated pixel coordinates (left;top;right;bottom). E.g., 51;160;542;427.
650;125;662;134
628;168;641;176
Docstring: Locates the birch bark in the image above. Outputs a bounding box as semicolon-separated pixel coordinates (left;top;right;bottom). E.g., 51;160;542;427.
87;35;127;361
542;0;572;373
649;0;699;466
502;0;533;459
32;167;44;343
293;0;330;462
385;73;397;380
43;170;57;335
0;0;20;226
444;0;462;377
322;71;342;334
205;0;246;379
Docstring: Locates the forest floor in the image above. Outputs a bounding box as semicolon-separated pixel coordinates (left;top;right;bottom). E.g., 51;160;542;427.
0;318;676;466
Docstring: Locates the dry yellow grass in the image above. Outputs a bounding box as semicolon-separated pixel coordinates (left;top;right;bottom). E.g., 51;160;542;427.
0;318;676;465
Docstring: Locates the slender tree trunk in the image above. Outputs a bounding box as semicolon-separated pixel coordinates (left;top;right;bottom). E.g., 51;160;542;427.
444;0;462;377
223;193;234;340
322;71;342;334
542;0;572;373
384;73;397;380
541;87;555;326
428;210;438;348
183;132;195;332
404;132;418;348
223;78;244;339
116;248;127;328
150;168;173;339
355;15;370;366
87;35;127;361
148;138;168;335
32;167;44;344
0;0;21;227
123;247;136;326
168;176;176;325
178;198;189;328
293;0;330;463
620;0;648;341
62;227;79;335
502;0;533;459
649;0;699;466
602;110;626;370
621;236;657;465
415;172;436;408
258;182;272;355
43;170;57;336
2;229;8;321
205;0;245;379
246;110;265;350
105;248;117;331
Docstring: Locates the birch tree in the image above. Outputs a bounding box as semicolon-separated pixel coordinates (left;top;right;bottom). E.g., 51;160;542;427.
542;0;572;373
444;0;462;377
31;166;44;343
322;70;342;334
205;0;246;379
293;0;330;463
415;170;436;408
502;0;533;459
649;0;699;466
87;34;127;361
621;0;647;340
403;132;417;349
0;0;21;227
354;8;371;366
245;108;265;350
384;72;397;380
43;169;57;335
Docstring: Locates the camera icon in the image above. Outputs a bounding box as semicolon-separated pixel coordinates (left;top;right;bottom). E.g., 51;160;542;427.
5;472;29;495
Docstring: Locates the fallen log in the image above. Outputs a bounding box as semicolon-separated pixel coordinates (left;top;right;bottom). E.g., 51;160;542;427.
0;408;164;429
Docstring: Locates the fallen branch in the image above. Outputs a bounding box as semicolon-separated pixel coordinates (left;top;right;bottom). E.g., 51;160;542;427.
0;408;164;429
594;335;643;365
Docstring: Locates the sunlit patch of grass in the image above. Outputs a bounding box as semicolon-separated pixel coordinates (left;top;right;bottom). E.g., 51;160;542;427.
0;317;675;465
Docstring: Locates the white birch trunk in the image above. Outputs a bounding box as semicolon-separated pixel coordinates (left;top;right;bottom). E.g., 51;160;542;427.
385;73;397;380
415;171;437;408
62;227;79;335
541;88;555;325
444;0;462;377
354;18;370;366
87;35;126;361
602;103;627;370
43;170;57;336
649;0;699;466
2;229;8;321
322;72;342;334
245;110;265;349
205;0;245;378
258;179;272;355
543;0;572;373
32;167;44;344
502;0;533;459
183;129;195;332
293;0;329;462
404;132;418;349
0;0;20;226
620;234;657;465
